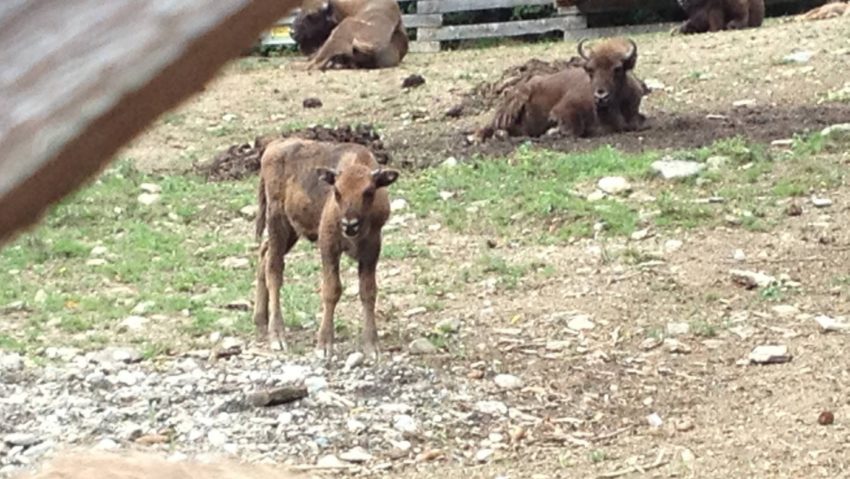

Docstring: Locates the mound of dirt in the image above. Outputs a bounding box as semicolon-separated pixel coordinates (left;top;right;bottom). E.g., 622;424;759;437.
462;57;581;114
197;124;390;181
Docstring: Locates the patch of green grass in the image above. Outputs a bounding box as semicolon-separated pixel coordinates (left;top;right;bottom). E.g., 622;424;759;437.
382;239;431;260
690;320;718;338
0;334;24;353
653;193;714;229
461;253;530;290
589;450;608;463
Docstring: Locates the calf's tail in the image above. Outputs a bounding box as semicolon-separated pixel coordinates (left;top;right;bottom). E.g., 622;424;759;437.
255;176;267;243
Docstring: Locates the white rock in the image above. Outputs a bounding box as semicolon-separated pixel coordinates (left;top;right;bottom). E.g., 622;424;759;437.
545;340;571;351
749;345;791;364
90;246;108;257
120;315;149;331
390;198;409;212
783;51;814;64
597;176;632;195
277;412;293;425
494;374;523;390
643;78;666;91
115;370;138;386
811;197;833;208
304;376;328;394
630;228;651;241
438;191;455;201
139;183;161;194
436;317;461;333
404;307;427;317
131;301;155;315
730;269;776;289
476;401;508;416
681;448;696;463
647;413;663;428
221;257;250;269
771;139;794;148
664;338;691;354
86;258;107;267
664;239;683;253
666;322;690;337
814;315;850;332
0;353;24;372
346;418;366;433
771;305;799;318
587;190;606;202
732;249;747;262
475;448;494;463
821;123;850;139
3;433;40;447
316;455;348;468
137;193;160;206
651;160;705;180
344;352;365;370
732;99;757;108
207;429;228;447
33;289;47;305
239;205;258;218
409;338;437;355
94;438;120;450
442;157;458;168
339;447;373;463
393;415;418;433
567;315;595;331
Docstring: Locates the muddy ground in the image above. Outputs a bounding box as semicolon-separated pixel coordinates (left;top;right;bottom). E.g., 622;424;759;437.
58;13;850;479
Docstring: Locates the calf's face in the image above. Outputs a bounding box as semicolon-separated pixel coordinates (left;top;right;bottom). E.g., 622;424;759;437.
317;165;399;238
578;38;638;107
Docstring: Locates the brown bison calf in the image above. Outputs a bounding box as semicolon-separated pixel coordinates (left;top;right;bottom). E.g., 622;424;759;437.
676;0;765;34
484;37;647;139
253;139;399;358
293;0;408;70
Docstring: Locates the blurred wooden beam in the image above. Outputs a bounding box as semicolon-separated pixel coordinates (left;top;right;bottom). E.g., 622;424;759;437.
0;0;303;246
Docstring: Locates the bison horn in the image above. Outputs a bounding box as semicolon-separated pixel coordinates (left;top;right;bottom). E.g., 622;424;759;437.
624;38;637;63
577;38;590;60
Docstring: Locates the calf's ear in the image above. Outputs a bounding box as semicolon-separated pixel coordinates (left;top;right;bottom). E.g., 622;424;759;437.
316;167;338;185
373;168;400;188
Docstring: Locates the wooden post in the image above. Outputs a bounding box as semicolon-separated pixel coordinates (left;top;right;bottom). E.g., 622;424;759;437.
412;0;442;53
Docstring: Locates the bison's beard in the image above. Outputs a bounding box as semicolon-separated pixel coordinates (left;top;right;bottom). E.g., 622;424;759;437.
291;4;338;56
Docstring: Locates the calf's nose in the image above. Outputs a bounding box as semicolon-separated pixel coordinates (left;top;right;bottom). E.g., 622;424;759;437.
594;89;610;101
341;218;361;237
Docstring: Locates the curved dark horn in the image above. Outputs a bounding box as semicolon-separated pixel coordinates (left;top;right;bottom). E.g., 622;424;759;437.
625;38;638;62
577;38;590;60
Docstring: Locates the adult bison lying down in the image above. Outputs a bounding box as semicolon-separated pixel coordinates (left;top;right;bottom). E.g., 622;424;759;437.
479;37;648;140
292;0;408;70
253;139;399;358
675;0;764;34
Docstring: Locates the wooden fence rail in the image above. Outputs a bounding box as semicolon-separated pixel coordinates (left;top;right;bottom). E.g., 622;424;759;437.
260;0;813;53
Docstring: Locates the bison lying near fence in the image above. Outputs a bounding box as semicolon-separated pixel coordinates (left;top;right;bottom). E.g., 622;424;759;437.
253;139;399;358
292;0;408;70
675;0;764;34
801;1;849;21
478;38;648;140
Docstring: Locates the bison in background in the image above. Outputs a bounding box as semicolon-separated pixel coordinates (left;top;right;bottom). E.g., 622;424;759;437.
292;0;408;70
675;0;765;34
479;37;648;141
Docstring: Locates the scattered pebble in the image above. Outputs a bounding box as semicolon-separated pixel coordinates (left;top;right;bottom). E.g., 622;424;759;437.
139;183;161;194
408;338;437;355
339;447;373;463
782;50;814;64
567;315;595;331
730;269;776;289
651;159;705;180
597;176;632;195
493;374;523;390
666;322;690;337
749;345;792;364
811;197;833;208
402;74;426;89
818;411;835;426
302;97;323;109
732;99;757;108
137;193;160;206
814;315;849;332
646;413;663;428
221;257;250;269
390;198;409;212
474;448;494;463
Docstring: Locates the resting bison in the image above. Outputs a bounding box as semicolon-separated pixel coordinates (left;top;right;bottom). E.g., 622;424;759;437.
676;0;765;34
253;139;399;358
801;1;849;21
481;38;648;140
292;0;408;70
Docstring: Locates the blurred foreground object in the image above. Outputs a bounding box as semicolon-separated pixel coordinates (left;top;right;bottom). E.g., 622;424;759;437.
0;0;301;246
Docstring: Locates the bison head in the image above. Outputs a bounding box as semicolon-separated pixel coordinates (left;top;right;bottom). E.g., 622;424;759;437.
292;2;338;56
317;164;399;238
578;38;638;108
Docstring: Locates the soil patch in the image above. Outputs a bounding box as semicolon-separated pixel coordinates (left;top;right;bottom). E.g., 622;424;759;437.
196;124;391;181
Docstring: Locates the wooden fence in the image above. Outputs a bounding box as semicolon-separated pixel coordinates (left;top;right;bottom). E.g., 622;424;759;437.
260;0;812;53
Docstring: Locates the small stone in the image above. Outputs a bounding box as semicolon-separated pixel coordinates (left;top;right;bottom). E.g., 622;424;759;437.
814;315;850;332
818;411;835;426
675;418;695;432
221;113;238;122
630;228;651;241
494;374;523;390
705;155;729;171
33;289;48;305
442;157;458;168
651;160;705;180
445;105;464;118
404;307;427;317
640;337;661;350
402;74;425;89
4;434;40;447
90;246;108;257
786;203;803;216
749;345;791;364
409;338;437;355
304;376;328;394
664;239;683;253
316;455;348;468
343;352;365;371
567;315;595;331
474;448;494;463
647;413;663;428
643;78;666;91
680;448;696;463
139;183;161;194
95;438;120;450
771;305;799;318
730;269;776;289
597;176;632;195
97;347;143;364
732;99;757;108
664;338;691;354
476;401;508;416
587;190;606;202
390;198;408;212
415;449;443;462
666;322;690;336
0;353;24;371
116;370;138;386
302;97;323;109
821;123;850;139
346;418;366;433
339;447;373;463
771;139;794;148
120;315;149;331
732;249;747;262
545;340;570;351
438;191;454;201
207;429;227;447
221;257;250;269
393;415;417;433
782;50;814;64
436;318;461;333
811;197;833;208
239;205;259;218
137;193;160;206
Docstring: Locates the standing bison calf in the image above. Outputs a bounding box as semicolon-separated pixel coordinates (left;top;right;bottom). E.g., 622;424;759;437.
676;0;765;34
481;37;648;140
292;0;408;70
253;139;399;358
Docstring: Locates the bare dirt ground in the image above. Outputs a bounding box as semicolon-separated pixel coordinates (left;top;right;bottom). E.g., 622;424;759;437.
56;14;850;479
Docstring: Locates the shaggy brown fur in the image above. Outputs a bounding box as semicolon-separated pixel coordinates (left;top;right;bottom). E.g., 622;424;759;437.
801;1;849;20
295;0;408;70
676;0;765;34
482;38;647;140
14;451;309;479
254;139;399;358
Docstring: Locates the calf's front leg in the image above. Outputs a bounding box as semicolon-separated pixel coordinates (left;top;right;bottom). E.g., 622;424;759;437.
317;249;342;359
358;248;381;359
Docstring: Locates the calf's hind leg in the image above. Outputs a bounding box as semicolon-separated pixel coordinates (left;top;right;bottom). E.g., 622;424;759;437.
252;239;270;342
263;211;299;351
